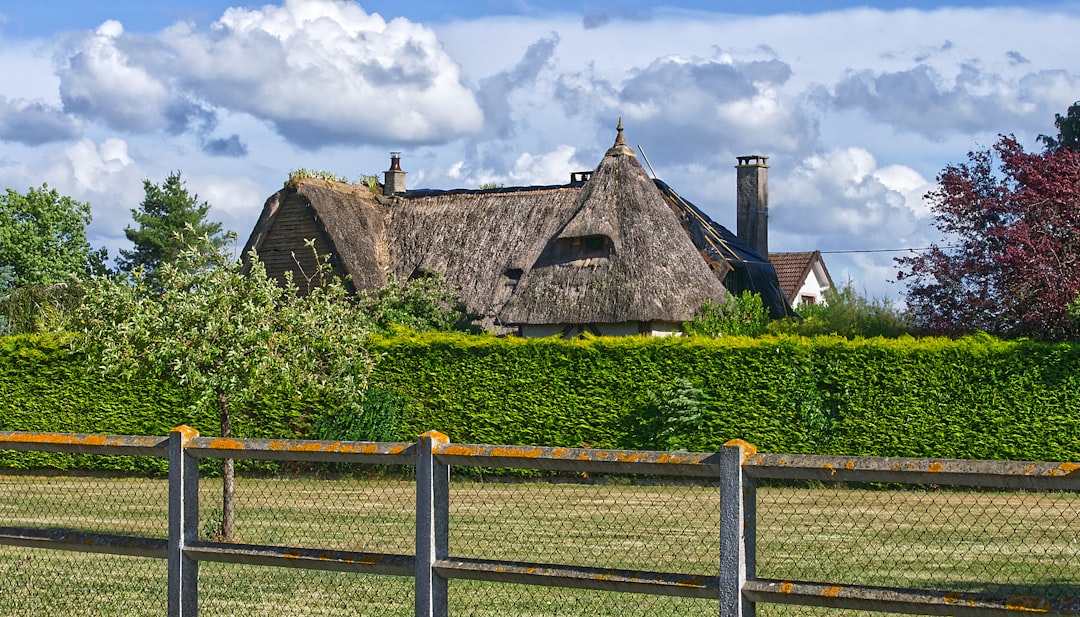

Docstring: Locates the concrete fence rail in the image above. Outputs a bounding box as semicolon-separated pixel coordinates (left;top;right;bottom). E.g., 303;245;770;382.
1;427;1078;616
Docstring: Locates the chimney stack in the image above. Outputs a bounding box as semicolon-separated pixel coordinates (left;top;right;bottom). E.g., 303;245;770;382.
383;152;406;195
736;155;768;258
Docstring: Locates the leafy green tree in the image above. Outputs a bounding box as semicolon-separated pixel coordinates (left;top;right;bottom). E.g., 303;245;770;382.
73;234;374;539
118;171;230;282
682;291;769;337
0;184;106;287
1039;101;1080;152
355;272;469;334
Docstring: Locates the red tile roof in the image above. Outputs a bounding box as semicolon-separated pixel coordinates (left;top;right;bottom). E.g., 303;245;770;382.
769;251;831;305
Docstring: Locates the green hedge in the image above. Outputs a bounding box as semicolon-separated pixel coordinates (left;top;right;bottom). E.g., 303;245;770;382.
0;333;322;471
367;332;1080;460
3;332;1080;468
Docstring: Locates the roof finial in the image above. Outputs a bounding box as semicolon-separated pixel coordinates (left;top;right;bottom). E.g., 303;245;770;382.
606;116;635;157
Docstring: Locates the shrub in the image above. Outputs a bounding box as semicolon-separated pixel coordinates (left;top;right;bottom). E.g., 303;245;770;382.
768;280;915;339
682;291;770;337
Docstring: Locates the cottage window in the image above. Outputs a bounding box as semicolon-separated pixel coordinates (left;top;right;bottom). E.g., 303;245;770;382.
551;234;613;267
502;268;523;286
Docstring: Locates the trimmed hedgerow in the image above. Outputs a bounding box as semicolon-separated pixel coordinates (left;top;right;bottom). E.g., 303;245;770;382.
4;332;1080;468
366;331;1080;460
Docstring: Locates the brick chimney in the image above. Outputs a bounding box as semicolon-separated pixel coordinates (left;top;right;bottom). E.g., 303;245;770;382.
383;152;406;195
736;155;768;257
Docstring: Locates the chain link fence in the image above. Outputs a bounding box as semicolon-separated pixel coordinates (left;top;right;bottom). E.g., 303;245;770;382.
753;482;1080;617
2;431;1079;616
0;463;168;617
446;476;720;617
196;469;417;617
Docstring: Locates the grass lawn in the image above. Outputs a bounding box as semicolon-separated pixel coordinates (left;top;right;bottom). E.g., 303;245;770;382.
1;472;1078;616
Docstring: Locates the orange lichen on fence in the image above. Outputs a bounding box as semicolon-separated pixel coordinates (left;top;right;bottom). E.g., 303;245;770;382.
723;438;757;461
1;432;107;446
1053;462;1079;476
206;438;246;450
1005;595;1052;612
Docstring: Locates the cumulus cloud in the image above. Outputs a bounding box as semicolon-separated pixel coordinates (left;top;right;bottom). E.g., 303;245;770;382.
771;147;932;247
765;148;937;297
475;34;560;139
812;63;1080;140
436;145;585;188
57;20;176;133
54;0;484;148
554;52;817;165
0;96;82;144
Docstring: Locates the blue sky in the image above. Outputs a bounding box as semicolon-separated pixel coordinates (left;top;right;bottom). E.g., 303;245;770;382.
2;0;1079;300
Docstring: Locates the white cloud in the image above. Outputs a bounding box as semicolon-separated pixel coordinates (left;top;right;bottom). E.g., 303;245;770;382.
57;20;175;133
772;147;931;246
507;145;582;185
434;145;584;188
50;0;481;148
52;0;484;148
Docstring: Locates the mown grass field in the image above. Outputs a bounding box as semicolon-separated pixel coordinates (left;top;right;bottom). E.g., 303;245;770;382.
1;472;1078;616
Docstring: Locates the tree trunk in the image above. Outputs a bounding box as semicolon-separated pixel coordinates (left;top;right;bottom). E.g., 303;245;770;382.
217;390;235;540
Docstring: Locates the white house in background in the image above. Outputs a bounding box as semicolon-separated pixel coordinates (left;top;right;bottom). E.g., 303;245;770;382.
769;251;834;308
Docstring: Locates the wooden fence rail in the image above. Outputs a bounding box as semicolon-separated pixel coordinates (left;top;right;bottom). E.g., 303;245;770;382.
1;427;1078;616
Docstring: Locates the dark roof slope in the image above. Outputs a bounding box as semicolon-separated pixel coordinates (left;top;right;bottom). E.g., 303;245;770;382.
656;181;794;319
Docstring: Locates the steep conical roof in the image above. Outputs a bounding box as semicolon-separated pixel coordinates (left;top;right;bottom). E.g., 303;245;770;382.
500;124;728;325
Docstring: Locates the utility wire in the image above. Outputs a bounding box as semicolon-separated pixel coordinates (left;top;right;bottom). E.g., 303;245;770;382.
819;246;958;255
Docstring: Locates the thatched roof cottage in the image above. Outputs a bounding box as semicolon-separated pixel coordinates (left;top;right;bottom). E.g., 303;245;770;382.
243;122;791;336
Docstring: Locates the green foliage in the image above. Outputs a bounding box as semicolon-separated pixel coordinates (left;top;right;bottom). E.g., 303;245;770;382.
0;265;10;334
768;280;915;339
359;174;380;192
1039;100;1080;152
0;184;107;287
0;333;202;473
311;387;408;444
6;330;1080;468
0;282;83;335
625;379;707;451
118;171;231;284
367;332;1080;461
71;232;377;536
72;231;375;431
682;292;769;337
355;273;470;334
288;169;355;185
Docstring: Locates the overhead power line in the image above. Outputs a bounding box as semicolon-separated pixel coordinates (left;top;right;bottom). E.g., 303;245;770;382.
819;246;958;255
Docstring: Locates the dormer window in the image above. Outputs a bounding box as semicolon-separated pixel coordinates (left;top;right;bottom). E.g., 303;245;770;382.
553;234;614;267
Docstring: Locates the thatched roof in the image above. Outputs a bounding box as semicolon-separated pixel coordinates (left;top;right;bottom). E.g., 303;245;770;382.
242;179;388;292
498;132;728;325
243;125;791;330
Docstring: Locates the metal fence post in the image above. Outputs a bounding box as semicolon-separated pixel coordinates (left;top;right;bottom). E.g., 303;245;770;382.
416;431;450;617
720;441;755;617
168;426;200;617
